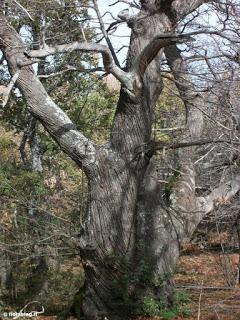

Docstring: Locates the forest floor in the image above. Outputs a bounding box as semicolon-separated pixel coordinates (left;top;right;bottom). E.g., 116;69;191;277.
136;246;240;320
35;248;240;320
171;250;240;319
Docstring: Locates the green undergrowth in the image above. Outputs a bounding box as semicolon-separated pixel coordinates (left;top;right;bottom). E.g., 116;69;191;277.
105;253;192;319
142;291;192;319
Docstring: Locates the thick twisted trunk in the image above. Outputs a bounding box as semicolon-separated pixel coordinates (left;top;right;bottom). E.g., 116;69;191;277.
77;5;220;319
80;160;178;319
79;9;174;319
72;5;210;320
79;150;141;319
79;155;204;320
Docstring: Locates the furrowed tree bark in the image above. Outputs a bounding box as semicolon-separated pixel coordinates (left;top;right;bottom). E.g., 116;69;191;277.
1;1;240;320
78;4;216;319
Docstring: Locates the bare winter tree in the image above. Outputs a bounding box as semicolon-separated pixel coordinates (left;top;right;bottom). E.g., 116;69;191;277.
1;0;240;319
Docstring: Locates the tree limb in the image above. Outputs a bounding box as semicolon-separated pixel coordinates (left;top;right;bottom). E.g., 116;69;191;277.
38;65;104;79
164;42;240;236
13;0;34;21
26;41;130;88
197;175;240;214
0;71;19;108
163;43;205;233
132;33;194;82
134;139;240;157
141;0;212;21
165;44;203;138
0;13;96;173
151;138;240;152
110;0;140;9
92;0;120;67
166;0;213;22
27;33;194;98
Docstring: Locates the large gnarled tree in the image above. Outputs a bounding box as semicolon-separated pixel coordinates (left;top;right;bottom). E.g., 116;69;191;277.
1;0;240;319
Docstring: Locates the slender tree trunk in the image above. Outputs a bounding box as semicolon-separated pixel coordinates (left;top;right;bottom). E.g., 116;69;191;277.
29;119;43;173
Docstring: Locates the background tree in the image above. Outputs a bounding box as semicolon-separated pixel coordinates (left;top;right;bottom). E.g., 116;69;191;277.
1;1;240;320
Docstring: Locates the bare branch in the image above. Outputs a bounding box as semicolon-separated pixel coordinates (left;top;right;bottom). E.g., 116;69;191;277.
26;30;222;100
151;138;240;152
171;0;213;21
29;34;194;98
12;0;34;21
0;53;4;64
197;175;240;214
142;0;212;22
106;20;123;33
152;126;185;132
135;139;240;156
164;44;204;138
27;41;129;87
92;0;120;67
132;33;194;82
80;27;87;41
38;65;104;79
110;0;140;9
0;71;19;108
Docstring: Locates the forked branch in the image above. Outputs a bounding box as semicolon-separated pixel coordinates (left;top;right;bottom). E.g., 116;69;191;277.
132;33;194;81
27;32;194;98
26;42;130;88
